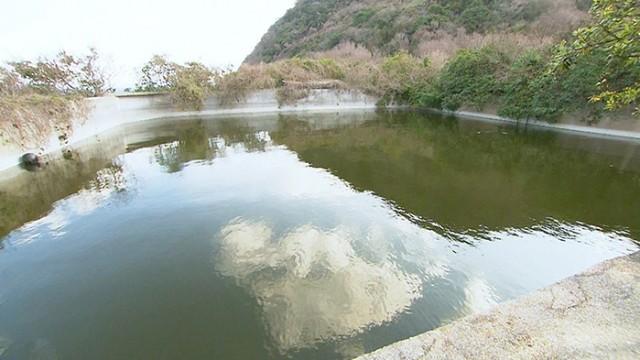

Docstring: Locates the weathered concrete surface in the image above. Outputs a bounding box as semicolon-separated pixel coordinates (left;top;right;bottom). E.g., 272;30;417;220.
0;89;379;172
447;110;640;142
3;90;640;172
357;252;640;360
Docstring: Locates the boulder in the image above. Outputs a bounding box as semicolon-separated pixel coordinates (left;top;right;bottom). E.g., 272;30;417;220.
20;153;41;167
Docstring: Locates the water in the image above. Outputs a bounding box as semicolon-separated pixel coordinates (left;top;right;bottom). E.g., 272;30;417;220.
0;111;638;359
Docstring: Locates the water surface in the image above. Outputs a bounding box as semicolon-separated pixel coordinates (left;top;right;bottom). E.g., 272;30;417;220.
0;111;638;359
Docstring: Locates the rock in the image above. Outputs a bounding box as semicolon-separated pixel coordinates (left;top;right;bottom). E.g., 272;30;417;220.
62;148;73;160
20;153;41;167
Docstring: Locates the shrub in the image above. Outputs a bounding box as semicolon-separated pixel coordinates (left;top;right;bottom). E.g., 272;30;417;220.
0;68;21;97
0;66;83;148
353;9;376;26
530;50;605;121
516;1;547;22
215;65;275;105
0;49;106;149
135;55;177;92
498;50;548;120
460;0;495;33
135;56;217;110
499;48;606;122
289;58;345;80
9;48;110;97
378;52;433;103
553;0;640;114
171;63;215;111
0;92;81;148
437;46;509;110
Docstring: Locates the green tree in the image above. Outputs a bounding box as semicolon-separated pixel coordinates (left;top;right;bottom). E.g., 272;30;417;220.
135;56;216;110
378;52;434;104
171;62;215;110
135;55;177;92
460;0;495;33
438;47;508;110
554;0;640;114
499;51;547;121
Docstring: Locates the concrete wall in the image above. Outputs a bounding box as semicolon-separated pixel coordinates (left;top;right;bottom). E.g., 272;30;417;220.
0;89;379;172
357;252;640;360
2;89;639;172
446;110;640;142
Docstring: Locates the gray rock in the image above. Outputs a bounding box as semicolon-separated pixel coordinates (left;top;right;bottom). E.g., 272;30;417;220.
20;153;41;167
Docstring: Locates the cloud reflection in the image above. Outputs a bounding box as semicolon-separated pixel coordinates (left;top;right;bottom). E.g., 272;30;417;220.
215;220;422;351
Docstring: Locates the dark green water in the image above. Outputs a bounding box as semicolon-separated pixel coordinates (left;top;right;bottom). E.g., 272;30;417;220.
0;111;639;359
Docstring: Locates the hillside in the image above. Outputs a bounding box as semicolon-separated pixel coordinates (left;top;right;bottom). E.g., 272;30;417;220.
245;0;591;64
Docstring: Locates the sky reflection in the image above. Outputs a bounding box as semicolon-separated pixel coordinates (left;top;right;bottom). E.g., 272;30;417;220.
0;113;638;359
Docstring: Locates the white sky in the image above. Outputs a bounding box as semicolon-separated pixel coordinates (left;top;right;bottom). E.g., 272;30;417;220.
0;0;296;88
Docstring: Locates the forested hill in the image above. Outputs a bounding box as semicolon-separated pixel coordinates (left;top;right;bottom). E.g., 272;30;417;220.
245;0;591;64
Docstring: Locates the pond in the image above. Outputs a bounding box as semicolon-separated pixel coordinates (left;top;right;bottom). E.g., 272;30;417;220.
0;110;639;359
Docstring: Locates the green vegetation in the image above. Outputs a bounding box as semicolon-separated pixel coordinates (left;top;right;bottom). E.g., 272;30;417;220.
0;0;637;153
136;56;218;110
237;0;638;121
554;0;640;114
376;44;621;122
226;15;638;122
239;0;640;120
437;47;508;110
247;0;349;62
245;0;587;63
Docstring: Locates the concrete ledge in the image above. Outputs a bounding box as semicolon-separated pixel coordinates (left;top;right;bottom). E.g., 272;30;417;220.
356;252;640;360
2;91;639;172
0;89;379;172
441;110;640;142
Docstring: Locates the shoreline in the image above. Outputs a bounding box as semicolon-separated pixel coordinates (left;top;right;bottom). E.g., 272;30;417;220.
441;109;640;142
2;91;640;173
0;89;379;172
356;251;640;359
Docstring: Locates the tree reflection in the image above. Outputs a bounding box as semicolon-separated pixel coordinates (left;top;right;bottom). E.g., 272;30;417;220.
0;158;126;239
154;123;215;173
153;120;270;173
271;111;640;238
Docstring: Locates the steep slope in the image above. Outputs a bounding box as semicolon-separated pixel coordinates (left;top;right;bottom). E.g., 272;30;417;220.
245;0;591;64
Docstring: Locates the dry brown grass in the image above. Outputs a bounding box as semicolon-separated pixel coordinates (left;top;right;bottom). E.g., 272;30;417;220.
216;58;352;105
0;93;84;150
0;68;84;150
313;41;379;61
415;29;556;69
529;0;590;36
